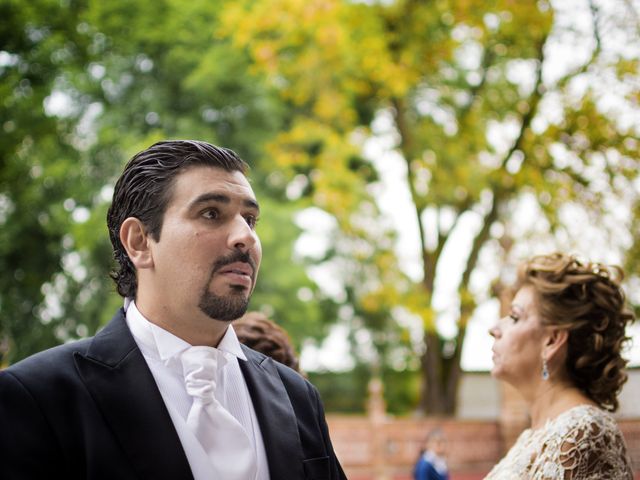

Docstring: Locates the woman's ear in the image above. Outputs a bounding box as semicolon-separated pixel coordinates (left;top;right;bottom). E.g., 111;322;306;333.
119;217;154;269
543;327;569;362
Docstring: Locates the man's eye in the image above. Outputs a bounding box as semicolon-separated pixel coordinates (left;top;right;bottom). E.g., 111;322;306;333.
203;209;219;220
245;215;259;229
509;314;519;322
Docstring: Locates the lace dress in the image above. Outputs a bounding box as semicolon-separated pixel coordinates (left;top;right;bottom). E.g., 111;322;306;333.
485;404;633;479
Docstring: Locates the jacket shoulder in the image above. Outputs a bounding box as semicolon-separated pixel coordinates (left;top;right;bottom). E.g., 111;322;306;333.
241;345;313;390
3;337;93;384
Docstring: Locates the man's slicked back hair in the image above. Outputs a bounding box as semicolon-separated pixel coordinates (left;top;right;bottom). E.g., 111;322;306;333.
106;140;249;298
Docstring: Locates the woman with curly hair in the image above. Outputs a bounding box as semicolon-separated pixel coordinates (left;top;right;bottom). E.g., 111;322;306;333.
485;252;634;479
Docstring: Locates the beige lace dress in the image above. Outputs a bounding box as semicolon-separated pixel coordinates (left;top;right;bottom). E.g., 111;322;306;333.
485;404;633;479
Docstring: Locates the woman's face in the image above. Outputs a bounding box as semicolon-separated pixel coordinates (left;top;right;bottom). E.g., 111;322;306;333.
489;285;547;387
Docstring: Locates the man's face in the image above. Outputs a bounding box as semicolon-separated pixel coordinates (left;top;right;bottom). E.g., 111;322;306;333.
142;165;262;325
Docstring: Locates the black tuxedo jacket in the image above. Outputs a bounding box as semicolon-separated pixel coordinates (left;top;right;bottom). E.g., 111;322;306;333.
0;309;347;479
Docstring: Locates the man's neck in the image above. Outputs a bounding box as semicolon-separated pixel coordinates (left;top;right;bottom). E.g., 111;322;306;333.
133;298;229;347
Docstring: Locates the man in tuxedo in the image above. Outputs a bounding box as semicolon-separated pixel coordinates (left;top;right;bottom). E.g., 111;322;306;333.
0;140;347;480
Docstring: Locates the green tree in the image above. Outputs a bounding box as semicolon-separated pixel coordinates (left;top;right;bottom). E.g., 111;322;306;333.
0;0;103;362
221;0;640;414
1;0;335;363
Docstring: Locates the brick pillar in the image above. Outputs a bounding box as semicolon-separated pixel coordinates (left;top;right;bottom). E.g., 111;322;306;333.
498;383;530;452
367;377;390;480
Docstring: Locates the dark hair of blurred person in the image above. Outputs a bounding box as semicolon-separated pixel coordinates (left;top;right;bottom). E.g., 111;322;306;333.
234;311;301;373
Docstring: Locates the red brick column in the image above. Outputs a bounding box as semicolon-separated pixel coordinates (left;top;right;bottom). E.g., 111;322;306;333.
498;382;529;452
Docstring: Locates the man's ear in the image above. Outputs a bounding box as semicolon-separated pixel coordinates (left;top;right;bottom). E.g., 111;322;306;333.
119;217;154;269
543;327;569;363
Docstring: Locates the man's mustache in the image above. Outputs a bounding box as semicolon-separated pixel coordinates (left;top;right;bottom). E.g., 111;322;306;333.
212;251;257;276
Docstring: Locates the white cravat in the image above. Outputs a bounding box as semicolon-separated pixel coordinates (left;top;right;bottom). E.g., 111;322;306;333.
124;300;270;480
181;346;257;480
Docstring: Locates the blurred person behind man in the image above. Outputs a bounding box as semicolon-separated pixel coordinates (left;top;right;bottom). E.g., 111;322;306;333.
234;311;301;374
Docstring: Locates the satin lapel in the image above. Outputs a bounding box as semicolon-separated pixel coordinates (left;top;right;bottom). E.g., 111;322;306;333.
239;347;305;479
74;309;193;480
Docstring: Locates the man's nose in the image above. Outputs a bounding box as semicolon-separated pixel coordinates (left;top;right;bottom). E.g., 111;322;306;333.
228;216;257;252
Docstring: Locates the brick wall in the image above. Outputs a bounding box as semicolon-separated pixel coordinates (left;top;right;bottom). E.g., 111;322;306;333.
327;371;640;479
327;415;640;479
327;415;500;479
621;420;640;473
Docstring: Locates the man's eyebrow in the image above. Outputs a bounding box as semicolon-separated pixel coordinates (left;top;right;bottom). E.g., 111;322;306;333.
245;198;260;212
190;193;260;212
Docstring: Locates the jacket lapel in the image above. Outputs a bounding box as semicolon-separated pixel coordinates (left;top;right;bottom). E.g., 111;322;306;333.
239;347;305;479
74;309;193;480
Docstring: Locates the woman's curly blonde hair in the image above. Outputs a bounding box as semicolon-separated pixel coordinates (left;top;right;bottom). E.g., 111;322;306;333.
516;252;635;411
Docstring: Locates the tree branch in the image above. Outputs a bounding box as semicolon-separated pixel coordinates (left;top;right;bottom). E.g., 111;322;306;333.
460;194;501;291
554;0;602;89
459;47;495;119
392;97;436;294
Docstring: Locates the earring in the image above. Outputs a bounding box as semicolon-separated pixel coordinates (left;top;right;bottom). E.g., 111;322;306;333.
542;359;549;381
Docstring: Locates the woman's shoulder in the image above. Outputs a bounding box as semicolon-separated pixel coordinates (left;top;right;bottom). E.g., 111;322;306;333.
545;404;618;438
533;404;633;479
540;404;624;455
559;403;613;420
485;405;632;480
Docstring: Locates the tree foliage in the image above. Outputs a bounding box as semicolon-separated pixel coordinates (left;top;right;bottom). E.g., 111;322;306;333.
0;0;335;364
0;0;101;361
220;0;640;414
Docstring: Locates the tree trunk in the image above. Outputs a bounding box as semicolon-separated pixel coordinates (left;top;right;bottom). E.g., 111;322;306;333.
419;330;448;415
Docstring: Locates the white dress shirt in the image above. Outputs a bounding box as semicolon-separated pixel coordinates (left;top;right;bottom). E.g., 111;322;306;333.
125;300;270;480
